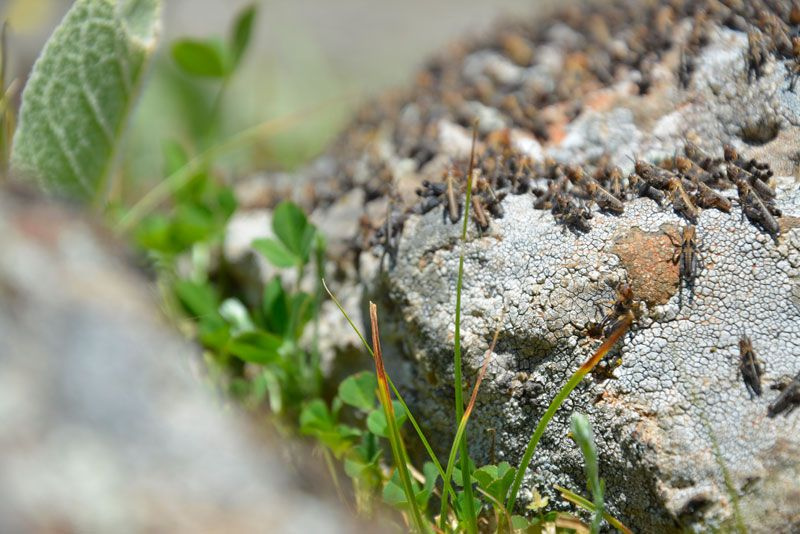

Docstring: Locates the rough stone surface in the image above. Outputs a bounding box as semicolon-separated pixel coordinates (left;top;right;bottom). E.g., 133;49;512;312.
0;186;370;533
227;1;800;531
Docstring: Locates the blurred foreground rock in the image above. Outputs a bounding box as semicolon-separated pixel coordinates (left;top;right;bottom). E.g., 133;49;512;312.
0;186;368;533
230;1;800;531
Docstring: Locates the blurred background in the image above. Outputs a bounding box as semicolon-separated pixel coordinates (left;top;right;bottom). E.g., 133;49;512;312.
1;0;535;198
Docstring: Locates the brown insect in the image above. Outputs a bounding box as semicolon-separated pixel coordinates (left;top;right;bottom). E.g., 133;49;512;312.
693;180;732;213
725;150;775;189
736;180;781;239
584;177;624;214
728;165;777;208
674;155;724;188
415;180;448;215
683;141;724;173
589;283;636;338
634;157;674;190
533;171;569;210
552;192;592;233
738;334;764;398
746;30;768;82
471;189;490;230
724;145;773;183
768;372;800;418
629;172;666;205
667;225;701;288
761;11;793;58
446;170;460;223
667;178;699;222
607;166;625;200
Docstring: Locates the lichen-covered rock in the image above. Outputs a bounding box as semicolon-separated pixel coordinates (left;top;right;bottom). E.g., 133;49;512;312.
0;186;368;533
230;1;800;531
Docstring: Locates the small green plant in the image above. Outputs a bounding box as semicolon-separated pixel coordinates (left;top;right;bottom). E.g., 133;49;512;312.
170;3;255;145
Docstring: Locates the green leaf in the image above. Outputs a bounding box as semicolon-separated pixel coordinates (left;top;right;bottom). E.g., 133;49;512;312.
252;237;298;268
571;413;605;533
134;214;172;251
366;401;406;438
227;330;282;364
300;399;360;457
455;489;481;521
171;38;229;78
383;470;427;509
174;279;218;318
337;372;377;412
261;277;290;336
11;0;161;201
172;204;216;246
417;461;439;510
383;473;409;507
229;4;257;70
300;399;334;433
344;433;381;480
473;462;516;504
197;314;230;351
511;515;531;529
271;201;315;263
216;186;237;219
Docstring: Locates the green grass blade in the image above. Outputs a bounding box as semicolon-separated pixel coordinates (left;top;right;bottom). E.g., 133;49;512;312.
442;121;479;534
506;315;632;513
570;413;604;533
368;303;428;533
555;485;632;534
439;313;501;530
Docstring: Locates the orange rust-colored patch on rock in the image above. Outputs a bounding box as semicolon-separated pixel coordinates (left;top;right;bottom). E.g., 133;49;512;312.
612;226;679;306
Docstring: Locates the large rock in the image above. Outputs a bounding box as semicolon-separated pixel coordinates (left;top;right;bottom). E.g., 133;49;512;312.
230;1;800;531
0;185;369;533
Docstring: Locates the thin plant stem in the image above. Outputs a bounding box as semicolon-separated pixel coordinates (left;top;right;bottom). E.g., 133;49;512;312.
440;309;501;530
506;315;633;512
555;486;632;534
443;121;479;534
369;303;428;533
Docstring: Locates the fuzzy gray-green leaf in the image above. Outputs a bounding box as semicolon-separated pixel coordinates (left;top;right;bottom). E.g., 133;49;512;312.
11;0;161;201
